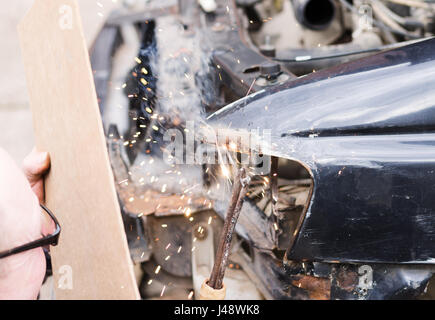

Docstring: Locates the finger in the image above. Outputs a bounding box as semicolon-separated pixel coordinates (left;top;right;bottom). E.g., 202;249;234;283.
32;180;45;204
23;148;50;187
41;204;55;235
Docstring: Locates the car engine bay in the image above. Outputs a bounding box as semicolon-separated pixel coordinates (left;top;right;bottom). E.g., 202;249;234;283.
90;0;435;299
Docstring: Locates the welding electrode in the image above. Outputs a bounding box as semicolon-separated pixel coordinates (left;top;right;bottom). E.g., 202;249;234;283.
199;167;250;300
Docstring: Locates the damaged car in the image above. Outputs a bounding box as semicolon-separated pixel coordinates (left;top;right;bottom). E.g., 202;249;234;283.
90;0;435;299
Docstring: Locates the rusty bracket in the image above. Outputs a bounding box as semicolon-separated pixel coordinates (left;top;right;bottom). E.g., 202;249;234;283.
208;167;250;289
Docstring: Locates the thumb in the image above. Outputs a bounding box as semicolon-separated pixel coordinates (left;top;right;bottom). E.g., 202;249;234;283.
23;148;50;187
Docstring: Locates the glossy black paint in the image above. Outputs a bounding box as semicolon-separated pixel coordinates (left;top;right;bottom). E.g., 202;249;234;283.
209;38;435;264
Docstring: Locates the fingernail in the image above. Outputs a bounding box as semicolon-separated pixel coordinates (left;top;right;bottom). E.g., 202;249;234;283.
38;152;48;164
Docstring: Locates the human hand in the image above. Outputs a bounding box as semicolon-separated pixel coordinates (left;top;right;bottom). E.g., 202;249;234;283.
0;148;50;300
23;148;50;203
23;149;52;236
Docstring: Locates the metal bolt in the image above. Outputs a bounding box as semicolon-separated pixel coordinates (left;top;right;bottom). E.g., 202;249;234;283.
260;62;281;80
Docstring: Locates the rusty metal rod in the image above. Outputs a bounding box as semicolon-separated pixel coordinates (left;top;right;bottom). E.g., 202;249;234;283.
208;167;250;290
270;157;279;217
270;157;279;245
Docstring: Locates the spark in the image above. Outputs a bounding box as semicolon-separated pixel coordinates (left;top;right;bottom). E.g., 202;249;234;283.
155;265;161;274
246;78;256;96
185;208;192;217
160;285;166;297
221;166;230;178
188;291;194;300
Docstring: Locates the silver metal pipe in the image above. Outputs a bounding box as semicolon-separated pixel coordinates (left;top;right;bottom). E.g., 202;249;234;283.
290;0;336;31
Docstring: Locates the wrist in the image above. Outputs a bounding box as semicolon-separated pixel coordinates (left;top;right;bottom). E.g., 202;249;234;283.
0;248;46;300
0;193;42;252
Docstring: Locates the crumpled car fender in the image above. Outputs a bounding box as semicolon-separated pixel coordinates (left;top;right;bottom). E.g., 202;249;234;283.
209;38;435;264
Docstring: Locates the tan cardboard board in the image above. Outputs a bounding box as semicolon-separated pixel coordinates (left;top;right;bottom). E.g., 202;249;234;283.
18;0;139;299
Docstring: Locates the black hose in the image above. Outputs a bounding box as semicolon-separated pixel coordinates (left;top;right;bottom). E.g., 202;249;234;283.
274;47;382;63
273;37;433;75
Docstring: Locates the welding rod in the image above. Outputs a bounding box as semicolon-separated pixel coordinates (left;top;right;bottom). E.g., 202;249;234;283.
200;167;250;300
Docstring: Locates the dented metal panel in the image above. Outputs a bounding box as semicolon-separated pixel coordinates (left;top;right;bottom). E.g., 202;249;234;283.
209;38;435;264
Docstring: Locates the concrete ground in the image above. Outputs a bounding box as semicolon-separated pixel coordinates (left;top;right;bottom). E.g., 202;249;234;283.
0;0;118;164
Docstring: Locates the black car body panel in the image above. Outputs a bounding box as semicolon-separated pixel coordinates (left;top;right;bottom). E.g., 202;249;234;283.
209;38;435;264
